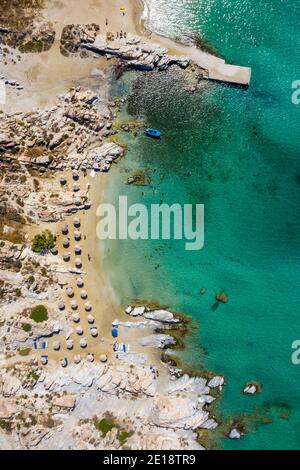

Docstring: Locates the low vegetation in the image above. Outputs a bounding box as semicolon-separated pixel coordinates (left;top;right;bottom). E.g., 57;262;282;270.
93;414;133;446
0;0;44;31
30;304;48;323
94;414;116;437
19;347;31;356
31;230;55;253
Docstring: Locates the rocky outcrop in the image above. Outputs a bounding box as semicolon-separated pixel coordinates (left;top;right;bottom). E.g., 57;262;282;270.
0;360;221;449
243;381;261;395
0;87;117;172
60;26;190;72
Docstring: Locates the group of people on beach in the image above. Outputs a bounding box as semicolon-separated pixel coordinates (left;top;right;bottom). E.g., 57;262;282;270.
150;365;159;380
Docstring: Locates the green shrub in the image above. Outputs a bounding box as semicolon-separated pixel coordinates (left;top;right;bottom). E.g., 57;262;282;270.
15;288;22;297
19;347;31;356
21;323;32;332
94;415;116;437
30;305;48;323
31;230;55;253
117;431;133;445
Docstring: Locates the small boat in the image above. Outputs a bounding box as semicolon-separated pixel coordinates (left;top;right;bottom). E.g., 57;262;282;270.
146;128;161;139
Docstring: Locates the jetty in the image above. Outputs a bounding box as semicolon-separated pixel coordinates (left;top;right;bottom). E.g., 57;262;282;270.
81;30;251;87
181;44;251;86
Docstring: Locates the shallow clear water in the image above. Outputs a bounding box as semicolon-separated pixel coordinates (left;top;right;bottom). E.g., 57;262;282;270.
101;0;300;449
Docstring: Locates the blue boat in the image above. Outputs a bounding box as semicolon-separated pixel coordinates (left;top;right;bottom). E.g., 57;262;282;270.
146;128;161;139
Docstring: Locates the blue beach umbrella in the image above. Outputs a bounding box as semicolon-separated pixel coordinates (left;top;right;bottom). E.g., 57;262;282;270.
111;328;118;338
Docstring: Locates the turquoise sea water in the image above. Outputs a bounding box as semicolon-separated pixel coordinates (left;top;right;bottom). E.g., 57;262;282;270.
102;0;300;449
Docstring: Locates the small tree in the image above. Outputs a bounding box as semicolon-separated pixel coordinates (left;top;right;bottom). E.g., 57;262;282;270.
31;230;55;253
30;305;48;323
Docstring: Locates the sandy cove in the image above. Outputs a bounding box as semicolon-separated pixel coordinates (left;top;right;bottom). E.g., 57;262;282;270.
1;0;250;116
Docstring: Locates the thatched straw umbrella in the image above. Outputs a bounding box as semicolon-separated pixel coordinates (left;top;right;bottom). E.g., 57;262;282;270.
71;301;78;310
74;231;81;241
61;224;69;235
73;217;81;228
63;237;70;248
76;326;84;336
87;353;94;363
90;327;98;338
61;358;68;368
72;313;80;323
80;338;87;349
80;290;88;300
85;302;92;312
72;170;79;181
58;301;65;311
74;245;81;255
53;341;60;351
66;287;74;298
100;354;108;363
74;355;81;364
76;278;84;288
63;252;71;262
66;340;74;350
75;258;82;269
87;314;95;324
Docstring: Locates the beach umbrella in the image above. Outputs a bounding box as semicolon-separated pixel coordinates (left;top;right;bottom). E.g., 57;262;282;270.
60;176;67;185
63;252;71;262
72;171;79;181
85;302;92;312
74;231;81;241
75;258;82;269
61;358;68;368
58;301;65;311
63;237;70;248
100;354;108;363
66;287;74;297
111;328;118;338
61;224;69;235
80;290;88;300
80;338;87;349
41;356;48;365
76;326;84;336
74;354;81;364
87;314;95;324
90;327;98;338
73;183;80;192
74;244;81;255
66;340;74;350
72;313;80;323
73;217;81;227
51;246;58;255
112;320;119;327
31;356;38;365
87;353;94;363
53;341;61;351
76;278;84;288
71;301;78;310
